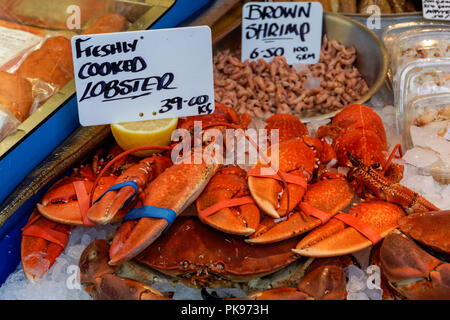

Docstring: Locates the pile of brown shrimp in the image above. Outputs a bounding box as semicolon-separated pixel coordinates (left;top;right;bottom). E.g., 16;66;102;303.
214;36;369;119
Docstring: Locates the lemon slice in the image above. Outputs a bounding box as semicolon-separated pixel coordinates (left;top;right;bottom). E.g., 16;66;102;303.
110;118;178;157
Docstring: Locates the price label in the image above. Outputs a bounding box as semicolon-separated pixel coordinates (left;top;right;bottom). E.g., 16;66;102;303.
423;0;450;20
71;26;215;126
241;2;323;65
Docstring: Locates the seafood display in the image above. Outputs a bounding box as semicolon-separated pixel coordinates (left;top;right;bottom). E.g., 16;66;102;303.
214;36;368;118
9;102;447;300
0;1;449;303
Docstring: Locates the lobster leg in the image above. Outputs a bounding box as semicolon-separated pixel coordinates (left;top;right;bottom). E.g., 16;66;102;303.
87;155;172;225
347;153;439;213
108;158;220;265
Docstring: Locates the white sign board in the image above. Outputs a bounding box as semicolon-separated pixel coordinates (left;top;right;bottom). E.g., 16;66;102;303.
71;26;215;126
423;0;450;20
241;2;323;65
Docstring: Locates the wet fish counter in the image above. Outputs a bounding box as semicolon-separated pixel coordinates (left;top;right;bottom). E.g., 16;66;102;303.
0;0;449;302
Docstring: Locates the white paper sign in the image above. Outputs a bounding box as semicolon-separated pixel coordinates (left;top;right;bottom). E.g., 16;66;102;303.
241;2;323;65
423;0;450;20
71;26;215;126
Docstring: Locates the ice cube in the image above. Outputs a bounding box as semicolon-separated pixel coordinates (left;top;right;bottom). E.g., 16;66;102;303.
403;147;440;168
347;291;370;300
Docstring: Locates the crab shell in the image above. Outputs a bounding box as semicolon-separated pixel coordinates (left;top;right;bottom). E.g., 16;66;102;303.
380;232;450;300
134;217;301;287
79;217;301;299
398;210;450;255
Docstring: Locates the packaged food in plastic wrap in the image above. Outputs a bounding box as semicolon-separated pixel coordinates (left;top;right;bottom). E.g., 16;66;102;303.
0;105;21;141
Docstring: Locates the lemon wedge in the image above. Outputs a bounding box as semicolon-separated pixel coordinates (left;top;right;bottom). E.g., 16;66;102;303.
110;118;178;157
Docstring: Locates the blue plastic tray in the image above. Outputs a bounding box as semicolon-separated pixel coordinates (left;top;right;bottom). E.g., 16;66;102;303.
0;0;213;287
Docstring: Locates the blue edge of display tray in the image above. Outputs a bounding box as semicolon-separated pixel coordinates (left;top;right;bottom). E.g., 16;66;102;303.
0;0;212;286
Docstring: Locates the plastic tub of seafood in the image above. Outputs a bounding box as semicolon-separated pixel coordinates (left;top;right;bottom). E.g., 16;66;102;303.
395;58;450;133
213;12;387;122
382;21;450;89
0;0;214;286
401;93;450;184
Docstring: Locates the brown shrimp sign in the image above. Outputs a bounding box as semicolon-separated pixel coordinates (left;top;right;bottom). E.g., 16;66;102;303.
241;2;323;65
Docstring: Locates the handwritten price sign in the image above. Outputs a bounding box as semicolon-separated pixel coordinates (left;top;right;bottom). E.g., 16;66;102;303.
423;0;450;20
241;2;323;65
71;26;215;126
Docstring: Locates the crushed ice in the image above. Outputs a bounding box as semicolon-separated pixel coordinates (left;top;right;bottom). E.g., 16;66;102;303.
345;265;383;300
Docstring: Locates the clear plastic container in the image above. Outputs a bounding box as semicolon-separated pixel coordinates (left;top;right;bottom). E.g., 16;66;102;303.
391;30;450;83
401;93;450;183
396;58;450;132
382;21;450;89
383;21;450;59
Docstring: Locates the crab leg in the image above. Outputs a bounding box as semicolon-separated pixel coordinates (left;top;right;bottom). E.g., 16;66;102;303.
248;256;349;300
246;177;354;244
79;240;170;300
108;157;220;265
87;155;172;225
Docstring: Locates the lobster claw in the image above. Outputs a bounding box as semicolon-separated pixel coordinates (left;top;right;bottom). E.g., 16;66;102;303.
108;157;220;265
37;176;117;225
246;176;354;244
87;155;172;225
293;200;405;257
21;210;71;282
248;139;316;219
196;166;260;236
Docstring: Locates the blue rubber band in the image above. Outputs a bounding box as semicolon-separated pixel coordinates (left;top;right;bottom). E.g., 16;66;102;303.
123;206;176;234
93;180;139;209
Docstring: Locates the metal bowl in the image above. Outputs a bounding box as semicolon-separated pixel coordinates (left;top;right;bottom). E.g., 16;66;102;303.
212;12;388;122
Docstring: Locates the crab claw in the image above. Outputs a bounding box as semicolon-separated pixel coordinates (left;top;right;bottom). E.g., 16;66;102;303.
248;256;348;300
108;158;220;265
79;239;169;300
87;155;172;225
380;232;450;300
37;176;117;225
196;166;259;236
246;177;354;244
293;200;405;257
248;139;316;219
398;210;450;255
21;210;71;282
